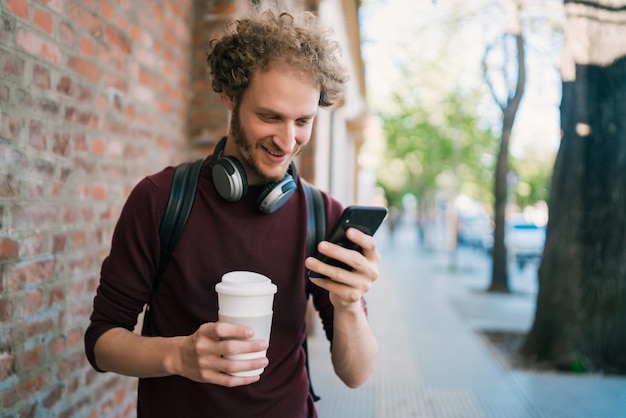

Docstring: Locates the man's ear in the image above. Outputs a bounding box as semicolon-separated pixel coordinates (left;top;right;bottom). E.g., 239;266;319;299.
222;89;236;111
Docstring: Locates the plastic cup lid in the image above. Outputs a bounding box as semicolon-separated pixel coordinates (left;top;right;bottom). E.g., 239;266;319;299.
215;271;277;296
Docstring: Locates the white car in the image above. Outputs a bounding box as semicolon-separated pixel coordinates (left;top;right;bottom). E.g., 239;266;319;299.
505;215;546;269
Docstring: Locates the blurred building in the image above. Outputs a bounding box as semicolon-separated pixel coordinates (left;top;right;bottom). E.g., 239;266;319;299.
0;0;366;415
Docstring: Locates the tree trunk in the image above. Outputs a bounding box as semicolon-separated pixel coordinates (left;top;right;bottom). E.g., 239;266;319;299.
488;32;526;293
521;3;626;372
488;110;514;292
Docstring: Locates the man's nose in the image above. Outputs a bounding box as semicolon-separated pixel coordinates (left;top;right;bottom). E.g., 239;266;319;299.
276;122;297;152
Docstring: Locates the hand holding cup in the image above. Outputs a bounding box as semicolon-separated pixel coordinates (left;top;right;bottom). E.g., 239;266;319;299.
215;271;277;377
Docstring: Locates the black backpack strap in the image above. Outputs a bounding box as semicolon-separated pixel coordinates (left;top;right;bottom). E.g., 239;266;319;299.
142;158;204;335
303;180;326;287
157;158;204;281
302;180;325;402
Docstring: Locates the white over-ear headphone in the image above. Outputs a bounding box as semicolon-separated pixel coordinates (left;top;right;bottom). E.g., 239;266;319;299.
210;137;298;213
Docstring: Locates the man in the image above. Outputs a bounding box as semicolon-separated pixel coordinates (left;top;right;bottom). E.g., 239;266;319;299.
85;10;379;417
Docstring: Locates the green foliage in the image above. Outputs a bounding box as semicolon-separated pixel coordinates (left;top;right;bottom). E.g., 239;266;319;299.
376;90;499;210
511;149;555;209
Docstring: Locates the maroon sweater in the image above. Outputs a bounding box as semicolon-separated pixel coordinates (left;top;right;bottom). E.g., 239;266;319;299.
84;157;346;418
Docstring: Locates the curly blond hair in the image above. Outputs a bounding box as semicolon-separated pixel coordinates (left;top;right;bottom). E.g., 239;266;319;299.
206;10;349;108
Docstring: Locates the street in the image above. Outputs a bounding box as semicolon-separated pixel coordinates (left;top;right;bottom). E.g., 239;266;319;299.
308;217;626;418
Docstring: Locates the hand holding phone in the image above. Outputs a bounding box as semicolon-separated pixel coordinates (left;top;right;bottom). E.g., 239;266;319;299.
309;205;388;279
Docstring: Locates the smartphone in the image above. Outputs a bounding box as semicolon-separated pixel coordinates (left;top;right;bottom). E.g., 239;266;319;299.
309;205;388;279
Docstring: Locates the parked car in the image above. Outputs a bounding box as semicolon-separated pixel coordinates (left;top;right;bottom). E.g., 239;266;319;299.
457;213;493;251
505;215;546;269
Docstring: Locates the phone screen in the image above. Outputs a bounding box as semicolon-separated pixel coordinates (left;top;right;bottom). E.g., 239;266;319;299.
309;205;387;278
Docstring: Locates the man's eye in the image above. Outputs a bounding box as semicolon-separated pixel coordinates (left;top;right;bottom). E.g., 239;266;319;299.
260;114;280;122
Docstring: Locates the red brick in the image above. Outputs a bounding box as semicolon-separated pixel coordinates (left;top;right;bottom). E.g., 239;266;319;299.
0;352;15;381
0;174;19;198
0;298;14;322
11;205;57;230
115;387;125;406
116;15;129;31
7;257;55;291
48;286;65;308
64;107;97;127
38;96;60;116
68;374;81;394
61;167;71;181
129;24;141;42
102;72;128;93
6;0;29;19
85;273;98;294
2;52;25;77
24;180;45;200
59;21;76;45
163;24;177;49
8;318;54;349
17;404;37;418
77;84;92;101
56;352;84;380
70;230;87;249
16;89;33;108
159;100;172;113
49;180;63;198
67;56;100;82
20;233;45;259
3;370;51;408
74;131;87;151
103;117;128;135
68;3;100;35
101;1;115;20
43;384;63;408
0;84;9;102
40;0;63;14
33;9;54;34
32;64;51;89
16;29;61;64
22;289;43;315
77;184;89;199
52;131;70;156
80;0;98;11
62;205;77;224
57;76;73;96
93;184;106;201
18;343;43;369
104;25;131;54
29;119;46;151
152;3;164;21
126;104;136;120
79;36;95;56
67;328;82;348
91;138;105;155
0;238;19;260
81;206;95;222
48;335;66;355
211;3;237;14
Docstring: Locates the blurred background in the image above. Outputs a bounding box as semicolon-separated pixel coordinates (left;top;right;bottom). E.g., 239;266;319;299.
1;0;625;416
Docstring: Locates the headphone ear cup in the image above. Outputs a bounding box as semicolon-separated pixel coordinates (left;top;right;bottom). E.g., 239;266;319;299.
212;156;248;202
257;174;297;213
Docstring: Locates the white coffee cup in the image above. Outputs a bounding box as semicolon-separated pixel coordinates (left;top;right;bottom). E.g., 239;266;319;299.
215;271;277;377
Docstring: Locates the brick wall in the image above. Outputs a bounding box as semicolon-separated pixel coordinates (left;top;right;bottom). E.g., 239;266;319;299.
0;0;336;415
0;0;196;416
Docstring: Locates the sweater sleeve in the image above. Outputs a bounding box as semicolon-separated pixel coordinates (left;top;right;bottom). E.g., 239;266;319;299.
84;170;171;371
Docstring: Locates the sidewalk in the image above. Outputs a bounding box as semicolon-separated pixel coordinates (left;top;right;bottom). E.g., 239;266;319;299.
307;219;626;418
